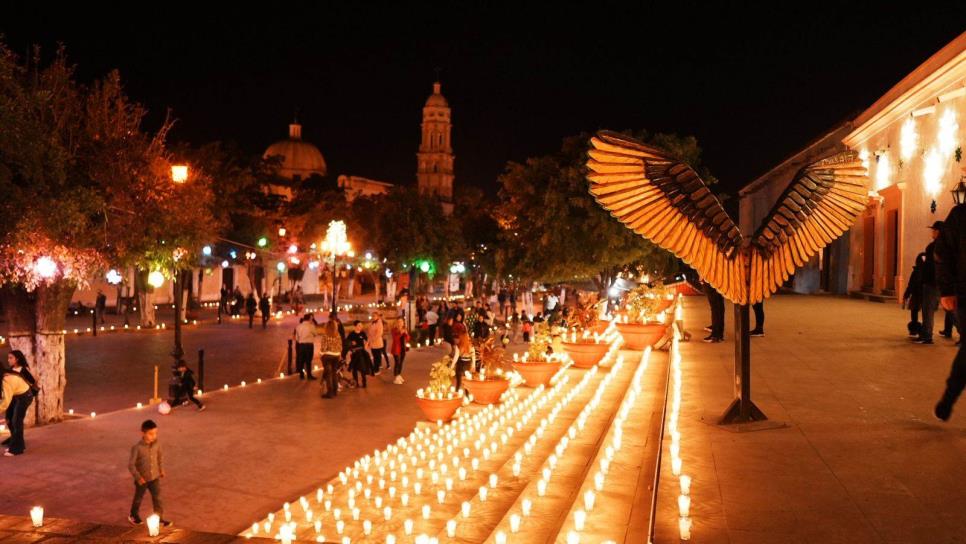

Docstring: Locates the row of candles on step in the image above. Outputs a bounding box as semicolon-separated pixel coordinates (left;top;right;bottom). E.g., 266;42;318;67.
479;341;629;543
668;324;693;540
250;363;573;542
560;347;652;542
251;333;622;543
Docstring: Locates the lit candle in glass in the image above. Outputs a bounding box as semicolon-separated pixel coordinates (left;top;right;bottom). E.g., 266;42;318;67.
679;516;692;540
364;520;373;535
510;513;521;533
522;497;532;516
384;506;392;521
584;490;596;511
678;495;691;517
461;501;471;518
447;519;457;537
574;509;586;531
146;514;160;536
404;519;414;536
30;507;44;528
680;474;692;495
336;520;345;535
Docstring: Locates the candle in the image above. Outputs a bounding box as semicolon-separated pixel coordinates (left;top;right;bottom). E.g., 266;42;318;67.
422;504;431;519
537;479;547;496
679;516;692;540
30;507;43;528
401;493;410;507
574;509;586;531
446;519;457;537
522;497;532;516
566;531;580;544
336;520;345;534
461;501;471;518
680;474;692;495
352;508;360;521
510;513;521;533
437;490;446;504
375;496;383;508
489;473;499;488
333;508;341;520
584;490;596;511
384;506;392;521
479;486;488;501
387;535;396;544
678;495;691;517
672;457;682;476
146;514;160;536
404;519;414;536
495;531;507;544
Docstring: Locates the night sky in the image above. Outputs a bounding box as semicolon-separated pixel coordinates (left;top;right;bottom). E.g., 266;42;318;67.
3;5;965;196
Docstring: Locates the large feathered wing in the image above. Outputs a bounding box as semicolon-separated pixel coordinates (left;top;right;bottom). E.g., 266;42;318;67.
747;152;867;303
586;131;747;304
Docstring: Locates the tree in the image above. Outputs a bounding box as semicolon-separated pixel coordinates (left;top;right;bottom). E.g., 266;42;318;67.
0;44;218;424
494;131;713;290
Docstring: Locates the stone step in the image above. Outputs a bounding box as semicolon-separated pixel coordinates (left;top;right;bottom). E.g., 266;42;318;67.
478;349;645;544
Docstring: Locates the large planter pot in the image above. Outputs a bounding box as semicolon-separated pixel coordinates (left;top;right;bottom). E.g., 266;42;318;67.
512;361;561;387
591;321;611;335
615;322;669;350
561;341;609;368
415;396;462;422
464;377;510;404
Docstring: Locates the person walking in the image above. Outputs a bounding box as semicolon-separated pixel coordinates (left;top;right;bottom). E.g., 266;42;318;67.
1;351;36;456
451;330;473;392
368;311;389;374
702;280;725;343
915;222;943;344
903;253;927;338
175;361;204;411
934;207;966;420
522;315;533;343
95;289;107;324
749;302;765;337
390;318;410;385
258;295;271;329
294;314;317;380
425;306;439;344
319;319;344;398
231;287;244;317
345;320;370;388
219;284;229;317
245;293;257;329
127;420;171;527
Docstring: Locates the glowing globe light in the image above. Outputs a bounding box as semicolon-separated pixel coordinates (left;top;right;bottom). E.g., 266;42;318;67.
277;261;286;272
106;269;123;285
147;271;165;288
420;261;430;273
257;237;268;247
221;260;230;269
202;245;212;256
34;256;57;279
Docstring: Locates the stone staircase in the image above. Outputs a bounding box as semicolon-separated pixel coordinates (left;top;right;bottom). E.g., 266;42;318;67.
248;330;673;544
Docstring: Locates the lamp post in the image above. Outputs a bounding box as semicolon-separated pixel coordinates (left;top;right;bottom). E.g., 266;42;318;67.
170;165;189;367
321;220;352;313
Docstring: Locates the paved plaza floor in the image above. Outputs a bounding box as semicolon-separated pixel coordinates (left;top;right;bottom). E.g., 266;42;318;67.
655;295;966;544
0;339;462;535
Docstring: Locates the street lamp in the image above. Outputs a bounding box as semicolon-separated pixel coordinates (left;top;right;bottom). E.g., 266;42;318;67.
951;174;966;206
321;220;352;312
169;165;189;367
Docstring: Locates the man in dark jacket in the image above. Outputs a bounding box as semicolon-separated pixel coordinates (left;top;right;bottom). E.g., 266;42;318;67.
258;295;271;329
933;208;966;421
915;223;943;344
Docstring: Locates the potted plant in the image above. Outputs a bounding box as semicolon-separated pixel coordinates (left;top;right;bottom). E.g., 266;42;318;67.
614;285;671;350
560;329;611;369
462;337;512;404
415;356;464;422
512;323;565;387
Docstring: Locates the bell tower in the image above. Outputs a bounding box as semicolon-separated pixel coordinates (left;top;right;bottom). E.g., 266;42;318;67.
417;81;454;204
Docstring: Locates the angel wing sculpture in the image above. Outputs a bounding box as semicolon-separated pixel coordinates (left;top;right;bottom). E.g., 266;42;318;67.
586;131;868;305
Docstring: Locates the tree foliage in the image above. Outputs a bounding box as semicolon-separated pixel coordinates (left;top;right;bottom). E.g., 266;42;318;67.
494;132;713;286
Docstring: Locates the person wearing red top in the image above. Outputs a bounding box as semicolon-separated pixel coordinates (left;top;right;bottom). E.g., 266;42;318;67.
390;319;410;385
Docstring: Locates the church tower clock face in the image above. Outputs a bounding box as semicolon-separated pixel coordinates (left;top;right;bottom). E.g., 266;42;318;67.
417;81;454;202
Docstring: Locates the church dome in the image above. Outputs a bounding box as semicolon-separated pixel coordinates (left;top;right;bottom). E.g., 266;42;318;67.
424;82;449;108
263;123;327;180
